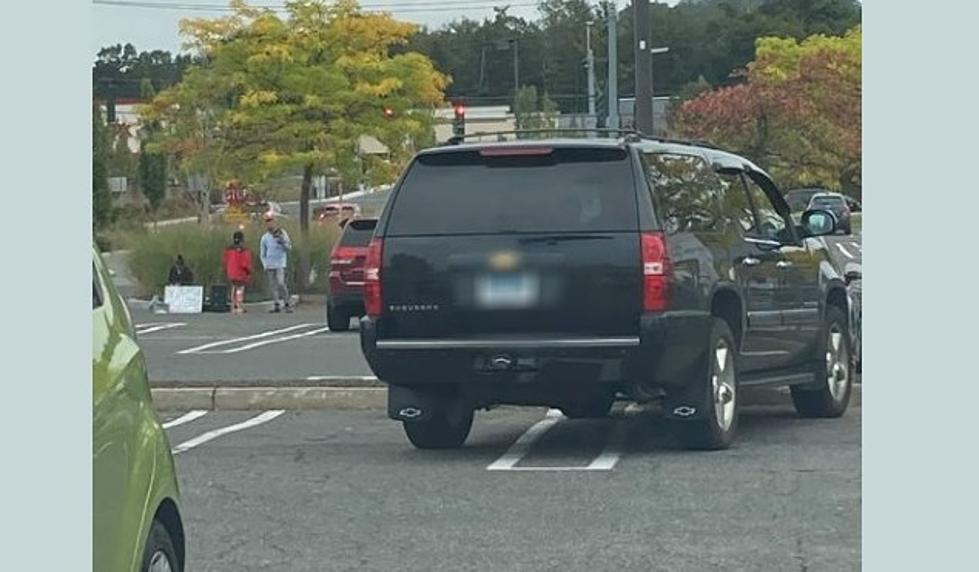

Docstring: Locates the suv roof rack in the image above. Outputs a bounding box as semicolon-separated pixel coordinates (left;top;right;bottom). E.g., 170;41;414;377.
444;128;720;150
445;128;640;145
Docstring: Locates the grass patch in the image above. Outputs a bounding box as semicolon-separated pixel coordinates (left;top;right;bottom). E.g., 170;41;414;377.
120;219;340;299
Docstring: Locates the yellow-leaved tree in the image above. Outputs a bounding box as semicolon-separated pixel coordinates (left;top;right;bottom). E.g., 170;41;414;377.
144;0;448;239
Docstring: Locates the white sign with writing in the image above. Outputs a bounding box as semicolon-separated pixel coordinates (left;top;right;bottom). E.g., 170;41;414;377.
164;285;204;314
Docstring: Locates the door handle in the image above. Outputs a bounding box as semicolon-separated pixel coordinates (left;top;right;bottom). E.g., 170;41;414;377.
776;260;793;269
742;257;761;267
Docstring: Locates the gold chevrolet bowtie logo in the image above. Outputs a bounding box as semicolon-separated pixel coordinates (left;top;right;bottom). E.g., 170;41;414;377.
488;251;521;271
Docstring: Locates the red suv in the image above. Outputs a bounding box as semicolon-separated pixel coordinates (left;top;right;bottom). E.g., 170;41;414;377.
327;218;378;331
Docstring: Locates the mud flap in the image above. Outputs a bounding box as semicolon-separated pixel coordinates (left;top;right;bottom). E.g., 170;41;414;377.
662;381;710;422
388;385;469;424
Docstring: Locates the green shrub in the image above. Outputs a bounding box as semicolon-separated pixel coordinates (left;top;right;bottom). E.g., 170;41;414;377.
122;219;340;299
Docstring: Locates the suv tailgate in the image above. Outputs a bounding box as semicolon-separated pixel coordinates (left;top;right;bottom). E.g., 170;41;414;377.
377;146;642;340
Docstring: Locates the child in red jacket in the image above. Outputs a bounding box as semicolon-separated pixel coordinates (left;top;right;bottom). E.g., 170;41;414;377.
223;231;254;314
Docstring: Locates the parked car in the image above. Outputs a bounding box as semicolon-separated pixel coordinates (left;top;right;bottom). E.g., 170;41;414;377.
327;218;378;331
359;134;853;451
93;248;185;572
808;192;852;234
844;196;862;213
845;263;862;374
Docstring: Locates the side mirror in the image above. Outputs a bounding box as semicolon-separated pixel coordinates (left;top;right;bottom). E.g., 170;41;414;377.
801;209;837;237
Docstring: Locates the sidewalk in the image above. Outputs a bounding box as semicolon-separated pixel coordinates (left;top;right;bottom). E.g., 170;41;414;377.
152;378;862;412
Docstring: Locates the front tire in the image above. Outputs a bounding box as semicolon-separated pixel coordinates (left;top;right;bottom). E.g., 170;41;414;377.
791;306;852;418
672;318;740;451
326;303;350;332
403;408;474;449
141;520;181;572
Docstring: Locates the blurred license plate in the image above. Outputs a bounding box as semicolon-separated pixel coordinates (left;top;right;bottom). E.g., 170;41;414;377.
476;273;539;308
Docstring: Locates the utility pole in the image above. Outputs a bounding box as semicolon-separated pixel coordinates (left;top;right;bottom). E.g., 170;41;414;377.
633;0;653;134
512;38;520;111
607;6;619;129
586;21;596;127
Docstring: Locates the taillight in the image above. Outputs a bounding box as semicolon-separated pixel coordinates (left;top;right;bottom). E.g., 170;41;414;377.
641;232;670;311
330;246;360;266
364;238;384;318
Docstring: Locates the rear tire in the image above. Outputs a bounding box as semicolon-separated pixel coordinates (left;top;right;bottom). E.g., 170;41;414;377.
791;306;852;418
403;408;474;449
327;304;350;332
672;318;740;451
141;520;181;572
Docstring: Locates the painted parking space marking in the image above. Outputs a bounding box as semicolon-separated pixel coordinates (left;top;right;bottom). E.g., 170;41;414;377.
487;409;565;471
306;375;379;382
835;243;857;259
162;410;208;429
487;405;642;472
217;326;330;354
177;323;319;355
136;322;186;335
171;410;285;454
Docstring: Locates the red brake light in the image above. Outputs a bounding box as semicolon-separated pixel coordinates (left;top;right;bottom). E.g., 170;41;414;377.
330;246;361;265
364;238;384;318
479;147;554;157
641;232;670;312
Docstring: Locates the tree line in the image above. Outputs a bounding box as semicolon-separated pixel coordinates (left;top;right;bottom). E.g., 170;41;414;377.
94;0;861;113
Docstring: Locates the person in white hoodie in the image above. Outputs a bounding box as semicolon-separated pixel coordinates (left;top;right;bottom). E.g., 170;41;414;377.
260;213;293;313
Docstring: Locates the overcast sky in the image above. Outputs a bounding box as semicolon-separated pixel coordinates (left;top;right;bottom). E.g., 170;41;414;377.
93;0;682;55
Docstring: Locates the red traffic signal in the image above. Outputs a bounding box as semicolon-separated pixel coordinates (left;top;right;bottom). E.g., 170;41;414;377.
454;104;465;119
383;107;395;118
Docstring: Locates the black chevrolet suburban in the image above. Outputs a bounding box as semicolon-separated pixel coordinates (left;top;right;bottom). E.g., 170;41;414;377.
359;133;852;450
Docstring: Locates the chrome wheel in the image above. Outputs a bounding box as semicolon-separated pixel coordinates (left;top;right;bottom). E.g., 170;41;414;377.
712;339;736;431
148;551;174;572
826;324;850;401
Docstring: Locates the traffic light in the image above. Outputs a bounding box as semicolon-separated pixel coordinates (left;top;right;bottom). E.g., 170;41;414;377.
383;107;395;119
452;103;465;137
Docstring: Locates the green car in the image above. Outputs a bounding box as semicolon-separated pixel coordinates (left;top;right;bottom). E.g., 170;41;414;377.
93;249;186;572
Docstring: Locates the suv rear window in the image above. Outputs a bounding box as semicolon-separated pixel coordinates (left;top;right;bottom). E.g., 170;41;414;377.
338;219;377;247
386;147;637;236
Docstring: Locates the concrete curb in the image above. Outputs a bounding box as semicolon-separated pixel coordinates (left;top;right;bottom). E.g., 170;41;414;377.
153;381;860;412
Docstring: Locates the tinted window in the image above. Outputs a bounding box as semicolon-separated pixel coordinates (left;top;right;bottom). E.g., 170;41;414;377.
720;173;758;233
93;263;104;309
338;219;377;247
743;176;790;241
387;148;637;235
643;153;725;234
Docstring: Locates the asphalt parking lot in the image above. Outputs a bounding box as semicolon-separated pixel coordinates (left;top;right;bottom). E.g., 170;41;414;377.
161;403;860;571
127;228;861;570
134;302;369;383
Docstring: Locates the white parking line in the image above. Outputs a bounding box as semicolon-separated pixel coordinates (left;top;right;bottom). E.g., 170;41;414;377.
177;324;318;355
162;410;207;429
306;375;379;382
487;409;565;471
213;326;330;354
171;410;285;454
835;243;856;259
137;323;186;335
